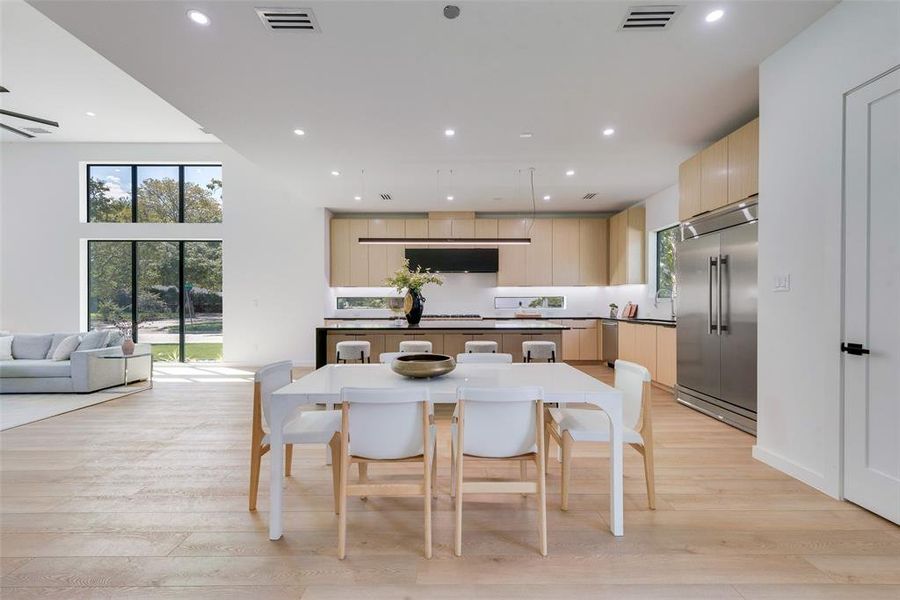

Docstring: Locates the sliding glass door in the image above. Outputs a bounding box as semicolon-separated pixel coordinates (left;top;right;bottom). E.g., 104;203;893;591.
88;240;222;362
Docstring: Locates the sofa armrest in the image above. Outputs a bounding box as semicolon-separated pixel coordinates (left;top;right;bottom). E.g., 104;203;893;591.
70;346;125;392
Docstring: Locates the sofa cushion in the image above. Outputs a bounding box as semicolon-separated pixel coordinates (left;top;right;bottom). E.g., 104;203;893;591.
11;334;53;360
77;330;109;352
0;336;12;361
46;332;83;359
0;359;72;378
52;335;82;361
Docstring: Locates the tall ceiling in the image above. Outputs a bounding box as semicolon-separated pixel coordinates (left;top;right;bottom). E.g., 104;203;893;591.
0;0;215;143
21;1;835;212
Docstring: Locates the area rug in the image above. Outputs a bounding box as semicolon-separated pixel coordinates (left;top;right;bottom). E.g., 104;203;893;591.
0;390;133;431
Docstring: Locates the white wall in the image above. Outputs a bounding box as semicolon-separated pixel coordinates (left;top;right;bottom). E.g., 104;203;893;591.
0;142;327;366
755;0;900;497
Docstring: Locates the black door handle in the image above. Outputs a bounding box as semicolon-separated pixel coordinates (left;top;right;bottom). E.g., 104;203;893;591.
841;342;870;356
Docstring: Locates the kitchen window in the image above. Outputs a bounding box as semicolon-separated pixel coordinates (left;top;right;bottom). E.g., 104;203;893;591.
336;297;404;310
494;296;565;310
656;225;678;298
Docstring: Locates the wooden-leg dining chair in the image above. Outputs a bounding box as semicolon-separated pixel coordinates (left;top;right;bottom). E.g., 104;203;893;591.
544;359;656;510
451;385;547;556
335;386;436;559
249;361;342;512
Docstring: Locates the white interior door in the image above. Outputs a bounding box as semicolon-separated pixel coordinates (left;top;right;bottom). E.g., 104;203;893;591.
842;66;900;525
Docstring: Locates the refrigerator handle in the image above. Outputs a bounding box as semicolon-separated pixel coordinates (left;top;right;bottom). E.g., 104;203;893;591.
718;255;728;335
708;256;717;335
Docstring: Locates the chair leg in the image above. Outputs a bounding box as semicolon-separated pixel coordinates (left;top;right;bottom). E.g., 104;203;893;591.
431;443;438;500
537;456;547;557
450;437;456;498
358;462;368;502
642;443;657;510
561;431;573;512
454;453;464;556
284;444;294;477
543;425;552;474
248;444;262;512
329;434;341;515
520;461;528;497
338;447;349;559
424;450;433;559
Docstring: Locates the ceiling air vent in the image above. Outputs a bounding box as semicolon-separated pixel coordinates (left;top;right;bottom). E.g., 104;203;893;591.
619;5;681;30
256;8;320;31
582;193;598;200
24;127;52;134
380;193;392;201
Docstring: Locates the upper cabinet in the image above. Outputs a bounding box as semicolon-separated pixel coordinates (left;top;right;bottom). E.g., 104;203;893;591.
578;218;609;286
552;219;580;286
679;117;759;222
608;206;645;286
497;217;528;286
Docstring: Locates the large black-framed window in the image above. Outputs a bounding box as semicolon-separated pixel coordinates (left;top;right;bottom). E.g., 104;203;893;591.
656;225;678;298
87;240;223;362
87;164;223;223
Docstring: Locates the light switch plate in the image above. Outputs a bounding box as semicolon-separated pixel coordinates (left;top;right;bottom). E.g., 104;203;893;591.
773;273;791;292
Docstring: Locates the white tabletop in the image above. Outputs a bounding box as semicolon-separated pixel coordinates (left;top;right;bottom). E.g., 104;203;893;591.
272;362;621;404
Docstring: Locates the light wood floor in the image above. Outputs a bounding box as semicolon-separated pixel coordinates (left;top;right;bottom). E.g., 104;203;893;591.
1;363;898;599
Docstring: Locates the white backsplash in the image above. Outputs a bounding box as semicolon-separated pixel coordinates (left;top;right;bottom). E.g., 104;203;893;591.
327;273;674;320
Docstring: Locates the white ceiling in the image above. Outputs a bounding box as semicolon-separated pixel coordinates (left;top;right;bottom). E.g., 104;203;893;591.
0;0;216;143
23;1;835;212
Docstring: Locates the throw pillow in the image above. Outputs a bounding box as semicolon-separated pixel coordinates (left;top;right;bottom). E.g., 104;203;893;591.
46;332;81;358
52;334;82;361
0;335;12;360
76;329;110;352
11;334;54;359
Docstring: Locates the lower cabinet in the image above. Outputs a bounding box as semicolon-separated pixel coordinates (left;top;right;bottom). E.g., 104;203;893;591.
442;332;503;358
383;332;445;355
616;323;677;388
560;320;599;361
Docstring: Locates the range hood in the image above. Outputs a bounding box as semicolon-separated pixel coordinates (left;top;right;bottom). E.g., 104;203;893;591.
405;248;498;273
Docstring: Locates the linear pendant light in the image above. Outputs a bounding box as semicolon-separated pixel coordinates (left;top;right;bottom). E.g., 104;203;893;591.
359;237;531;246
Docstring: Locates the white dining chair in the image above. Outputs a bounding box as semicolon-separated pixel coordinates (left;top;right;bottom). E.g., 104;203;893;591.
335;386;436;559
455;352;513;364
249;361;342;512
545;359;655;510
399;340;432;353
464;340;499;353
451;385;547;556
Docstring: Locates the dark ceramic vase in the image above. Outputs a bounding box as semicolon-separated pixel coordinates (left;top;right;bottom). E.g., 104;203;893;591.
405;291;424;325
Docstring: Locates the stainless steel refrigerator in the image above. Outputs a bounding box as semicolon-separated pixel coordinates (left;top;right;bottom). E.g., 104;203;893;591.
676;200;758;434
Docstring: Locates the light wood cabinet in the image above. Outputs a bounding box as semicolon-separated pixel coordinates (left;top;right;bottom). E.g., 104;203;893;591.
552;219;580;285
561;327;579;361
559;320;598;361
700;137;729;214
502;332;533;362
634;323;658;381
498;218;528;286
526;219;553;286
727;117;759;204
679;117;759;222
578;218;608;285
330;218;351;286
427;218;451;248
655;326;677;388
608;206;646;286
678;153;702;222
618;322;638;363
383;332;444;355
405;219;428;238
475;218;498;240
367;218;404;286
348;220;369;287
451;218;475;238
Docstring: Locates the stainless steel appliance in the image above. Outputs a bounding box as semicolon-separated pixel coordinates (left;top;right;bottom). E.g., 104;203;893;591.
676;200;758;434
601;320;618;368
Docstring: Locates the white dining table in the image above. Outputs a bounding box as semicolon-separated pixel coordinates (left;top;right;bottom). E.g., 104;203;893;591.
267;362;625;539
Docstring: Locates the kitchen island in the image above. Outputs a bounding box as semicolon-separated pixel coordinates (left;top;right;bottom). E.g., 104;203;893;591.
316;320;567;367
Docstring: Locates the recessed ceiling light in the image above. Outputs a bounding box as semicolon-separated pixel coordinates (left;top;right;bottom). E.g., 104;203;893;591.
519;132;533;138
187;9;211;26
603;128;615;136
444;128;455;137
85;111;96;117
354;196;362;201
293;129;305;136
331;170;340;176
565;169;575;177
705;9;724;23
446;195;454;201
543;195;551;201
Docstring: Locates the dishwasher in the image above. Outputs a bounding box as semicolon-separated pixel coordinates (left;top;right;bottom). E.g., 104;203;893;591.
601;319;618;368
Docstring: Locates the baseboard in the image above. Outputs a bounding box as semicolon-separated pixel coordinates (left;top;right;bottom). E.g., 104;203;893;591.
752;445;839;499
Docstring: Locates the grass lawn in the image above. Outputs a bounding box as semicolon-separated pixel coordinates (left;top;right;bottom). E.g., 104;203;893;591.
151;343;223;362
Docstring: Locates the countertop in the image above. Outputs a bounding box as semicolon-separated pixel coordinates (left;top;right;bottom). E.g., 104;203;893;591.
318;319;568;331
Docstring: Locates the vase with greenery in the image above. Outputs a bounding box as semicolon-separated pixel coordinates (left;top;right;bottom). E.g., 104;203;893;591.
385;259;443;325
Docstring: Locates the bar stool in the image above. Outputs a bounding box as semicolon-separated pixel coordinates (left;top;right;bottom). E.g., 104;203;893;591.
336;340;371;363
464;340;498;353
522;340;556;363
399;340;432;353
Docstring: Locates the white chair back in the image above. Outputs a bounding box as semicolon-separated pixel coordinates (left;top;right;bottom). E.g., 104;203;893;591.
613;360;651;430
399;340;432;353
341;387;431;460
255;361;292;427
455;352;513;364
379;351;409;364
456;386;543;458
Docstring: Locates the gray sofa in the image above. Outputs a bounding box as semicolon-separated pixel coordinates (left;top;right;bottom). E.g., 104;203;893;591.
0;332;151;394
